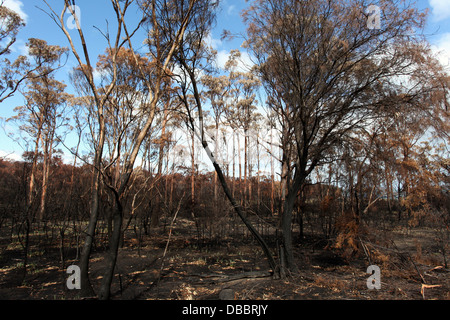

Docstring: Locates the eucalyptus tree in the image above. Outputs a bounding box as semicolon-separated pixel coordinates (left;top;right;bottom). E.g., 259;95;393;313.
43;0;198;298
9;38;69;217
243;0;450;271
42;0;138;297
0;2;25;103
7;38;69;282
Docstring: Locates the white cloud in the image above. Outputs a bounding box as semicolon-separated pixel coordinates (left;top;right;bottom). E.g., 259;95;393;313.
216;50;230;69
216;49;255;72
431;32;450;70
227;5;236;15
9;37;28;56
93;67;105;82
3;0;28;23
204;32;222;50
205;33;256;73
0;150;22;161
429;0;450;21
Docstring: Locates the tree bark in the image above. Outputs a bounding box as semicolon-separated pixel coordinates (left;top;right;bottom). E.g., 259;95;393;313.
232;130;236;198
191;130;195;215
280;169;304;272
28;123;43;211
244;129;248;204
238;131;242;203
98;195;123;300
79;111;106;297
39;137;52;221
214;122;219;204
79;148;103;297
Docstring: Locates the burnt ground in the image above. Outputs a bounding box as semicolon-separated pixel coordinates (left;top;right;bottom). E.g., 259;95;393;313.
0;219;448;300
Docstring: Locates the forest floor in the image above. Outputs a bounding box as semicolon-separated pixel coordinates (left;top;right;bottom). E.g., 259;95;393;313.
0;218;448;300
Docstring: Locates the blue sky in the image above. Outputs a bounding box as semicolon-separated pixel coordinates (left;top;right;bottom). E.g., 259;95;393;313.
0;0;449;162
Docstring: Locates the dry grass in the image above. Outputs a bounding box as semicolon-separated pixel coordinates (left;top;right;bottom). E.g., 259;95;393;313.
0;222;449;300
313;274;350;292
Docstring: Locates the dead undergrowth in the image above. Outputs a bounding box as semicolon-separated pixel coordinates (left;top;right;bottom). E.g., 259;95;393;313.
0;220;448;300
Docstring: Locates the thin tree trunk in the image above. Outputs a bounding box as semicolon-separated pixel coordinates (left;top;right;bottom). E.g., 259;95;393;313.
281;169;304;272
158;108;168;175
232;130;236;198
28;128;42;210
98;197;123;300
256;136;260;212
270;131;275;215
238;132;242;203
191;131;195;215
21;217;31;285
244;129;248;204
280;150;289;217
214;122;219;204
79;124;106;297
39;138;52;221
170;160;175;212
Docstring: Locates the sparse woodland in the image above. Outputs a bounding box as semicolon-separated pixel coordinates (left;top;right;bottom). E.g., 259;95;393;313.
0;0;449;300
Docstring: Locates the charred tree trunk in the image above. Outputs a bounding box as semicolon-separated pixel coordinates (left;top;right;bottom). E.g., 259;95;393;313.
98;193;123;300
280;167;305;273
79;125;105;297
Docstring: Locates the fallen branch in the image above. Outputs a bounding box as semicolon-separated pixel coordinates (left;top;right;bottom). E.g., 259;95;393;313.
421;284;442;300
190;271;272;283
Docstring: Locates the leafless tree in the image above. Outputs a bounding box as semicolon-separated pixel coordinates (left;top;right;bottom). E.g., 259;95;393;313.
243;0;449;271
